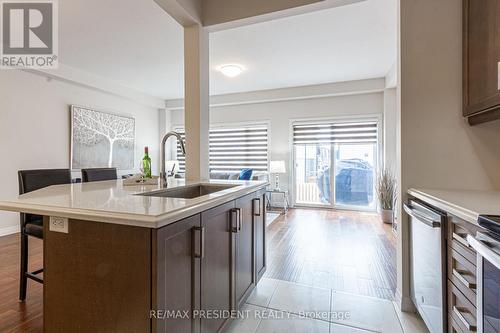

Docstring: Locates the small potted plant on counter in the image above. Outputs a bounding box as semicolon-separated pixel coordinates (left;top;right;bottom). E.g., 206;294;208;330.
377;168;396;224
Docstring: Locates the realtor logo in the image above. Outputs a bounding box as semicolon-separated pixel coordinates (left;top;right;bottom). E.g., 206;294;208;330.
1;0;58;68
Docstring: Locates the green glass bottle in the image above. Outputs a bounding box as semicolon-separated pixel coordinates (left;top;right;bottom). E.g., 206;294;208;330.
142;146;152;178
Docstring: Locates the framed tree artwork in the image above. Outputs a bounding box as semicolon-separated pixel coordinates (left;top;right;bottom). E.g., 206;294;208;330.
70;105;135;170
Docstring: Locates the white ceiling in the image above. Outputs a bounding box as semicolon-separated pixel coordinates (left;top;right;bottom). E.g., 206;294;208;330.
210;0;397;95
58;0;397;100
59;0;184;100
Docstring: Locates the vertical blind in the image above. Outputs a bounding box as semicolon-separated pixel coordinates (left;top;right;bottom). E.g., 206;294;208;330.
175;125;269;173
292;121;378;145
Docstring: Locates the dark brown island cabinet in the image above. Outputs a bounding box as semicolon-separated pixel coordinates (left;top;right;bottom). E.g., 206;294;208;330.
463;0;500;125
43;189;267;333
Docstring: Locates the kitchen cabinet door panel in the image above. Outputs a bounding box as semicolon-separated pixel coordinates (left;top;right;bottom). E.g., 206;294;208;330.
156;214;201;333
464;0;500;122
235;194;256;309
254;192;267;281
201;201;235;333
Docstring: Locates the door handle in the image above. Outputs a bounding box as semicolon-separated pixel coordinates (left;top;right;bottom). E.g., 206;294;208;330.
497;61;500;91
453;232;471;248
467;233;500;269
453;306;476;331
452;269;476;290
193;226;205;259
230;208;241;233
238;209;242;231
253;198;261;216
238;208;242;231
403;203;441;228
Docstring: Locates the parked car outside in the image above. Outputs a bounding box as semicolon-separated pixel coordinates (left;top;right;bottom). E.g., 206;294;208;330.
316;159;373;205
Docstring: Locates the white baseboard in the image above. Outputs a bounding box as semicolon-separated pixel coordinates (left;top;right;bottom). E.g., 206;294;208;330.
0;225;20;237
395;288;416;313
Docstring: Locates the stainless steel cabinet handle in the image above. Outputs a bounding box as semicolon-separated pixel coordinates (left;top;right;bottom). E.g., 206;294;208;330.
253;198;261;216
452;268;476;290
193;226;205;259
230;208;241;233
497;61;500;91
238;208;242;231
453;232;471;248
467;233;500;269
453;306;476;331
403;203;441;228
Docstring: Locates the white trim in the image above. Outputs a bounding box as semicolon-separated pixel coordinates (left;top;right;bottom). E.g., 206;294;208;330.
165;78;386;111
385;62;398;89
0;225;20;237
395;288;417;312
289;114;382;212
23;64;165;109
210;119;271;130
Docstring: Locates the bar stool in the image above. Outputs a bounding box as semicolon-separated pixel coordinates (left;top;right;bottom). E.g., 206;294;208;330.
18;168;71;301
81;167;118;182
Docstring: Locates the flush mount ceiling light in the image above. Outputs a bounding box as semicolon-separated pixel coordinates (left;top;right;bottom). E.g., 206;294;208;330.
218;64;245;78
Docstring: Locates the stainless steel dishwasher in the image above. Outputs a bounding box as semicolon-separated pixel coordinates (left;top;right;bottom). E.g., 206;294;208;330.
404;199;447;333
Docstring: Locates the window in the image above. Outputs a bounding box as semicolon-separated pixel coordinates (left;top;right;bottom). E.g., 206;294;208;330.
175;124;269;174
293;120;378;209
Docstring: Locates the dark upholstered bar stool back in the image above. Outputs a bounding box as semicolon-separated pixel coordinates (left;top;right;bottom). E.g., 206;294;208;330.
18;168;71;301
81;167;118;182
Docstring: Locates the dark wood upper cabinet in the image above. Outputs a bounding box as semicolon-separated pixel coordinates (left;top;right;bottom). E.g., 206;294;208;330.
463;0;500;125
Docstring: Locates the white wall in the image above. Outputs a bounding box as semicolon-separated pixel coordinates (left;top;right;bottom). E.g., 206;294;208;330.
168;81;385;204
0;70;160;236
397;0;500;310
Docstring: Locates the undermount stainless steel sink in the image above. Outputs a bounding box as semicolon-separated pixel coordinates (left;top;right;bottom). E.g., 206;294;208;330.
138;184;238;199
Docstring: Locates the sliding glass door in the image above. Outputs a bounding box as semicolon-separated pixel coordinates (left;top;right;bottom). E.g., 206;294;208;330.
294;144;331;206
293;120;378;210
333;143;376;208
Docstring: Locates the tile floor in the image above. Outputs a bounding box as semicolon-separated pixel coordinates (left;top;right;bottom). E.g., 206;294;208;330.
226;278;429;333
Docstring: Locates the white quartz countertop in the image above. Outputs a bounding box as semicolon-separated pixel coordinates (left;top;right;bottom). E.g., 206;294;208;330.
0;179;268;228
408;188;500;225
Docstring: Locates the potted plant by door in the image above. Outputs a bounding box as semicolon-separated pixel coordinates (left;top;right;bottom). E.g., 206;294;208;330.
376;169;396;224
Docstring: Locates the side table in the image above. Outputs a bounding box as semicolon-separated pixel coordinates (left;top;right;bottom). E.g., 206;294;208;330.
265;189;290;215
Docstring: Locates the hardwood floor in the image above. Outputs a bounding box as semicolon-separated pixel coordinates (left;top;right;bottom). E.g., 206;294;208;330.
264;208;397;300
0;208;396;331
0;234;43;333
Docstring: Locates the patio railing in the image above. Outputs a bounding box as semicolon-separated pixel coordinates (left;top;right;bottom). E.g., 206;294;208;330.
296;182;321;203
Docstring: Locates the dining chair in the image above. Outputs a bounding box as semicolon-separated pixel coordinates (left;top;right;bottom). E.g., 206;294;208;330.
81;167;118;182
18;168;72;301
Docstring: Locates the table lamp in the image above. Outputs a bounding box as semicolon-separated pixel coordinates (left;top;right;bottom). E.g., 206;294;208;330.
269;161;286;191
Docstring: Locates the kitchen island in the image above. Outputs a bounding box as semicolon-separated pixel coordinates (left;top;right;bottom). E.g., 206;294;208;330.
0;179;268;333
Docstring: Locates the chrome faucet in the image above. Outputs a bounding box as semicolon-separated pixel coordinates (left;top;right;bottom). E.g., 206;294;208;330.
160;131;186;187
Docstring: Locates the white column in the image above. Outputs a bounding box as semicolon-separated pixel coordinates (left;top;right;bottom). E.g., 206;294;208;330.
184;24;210;181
